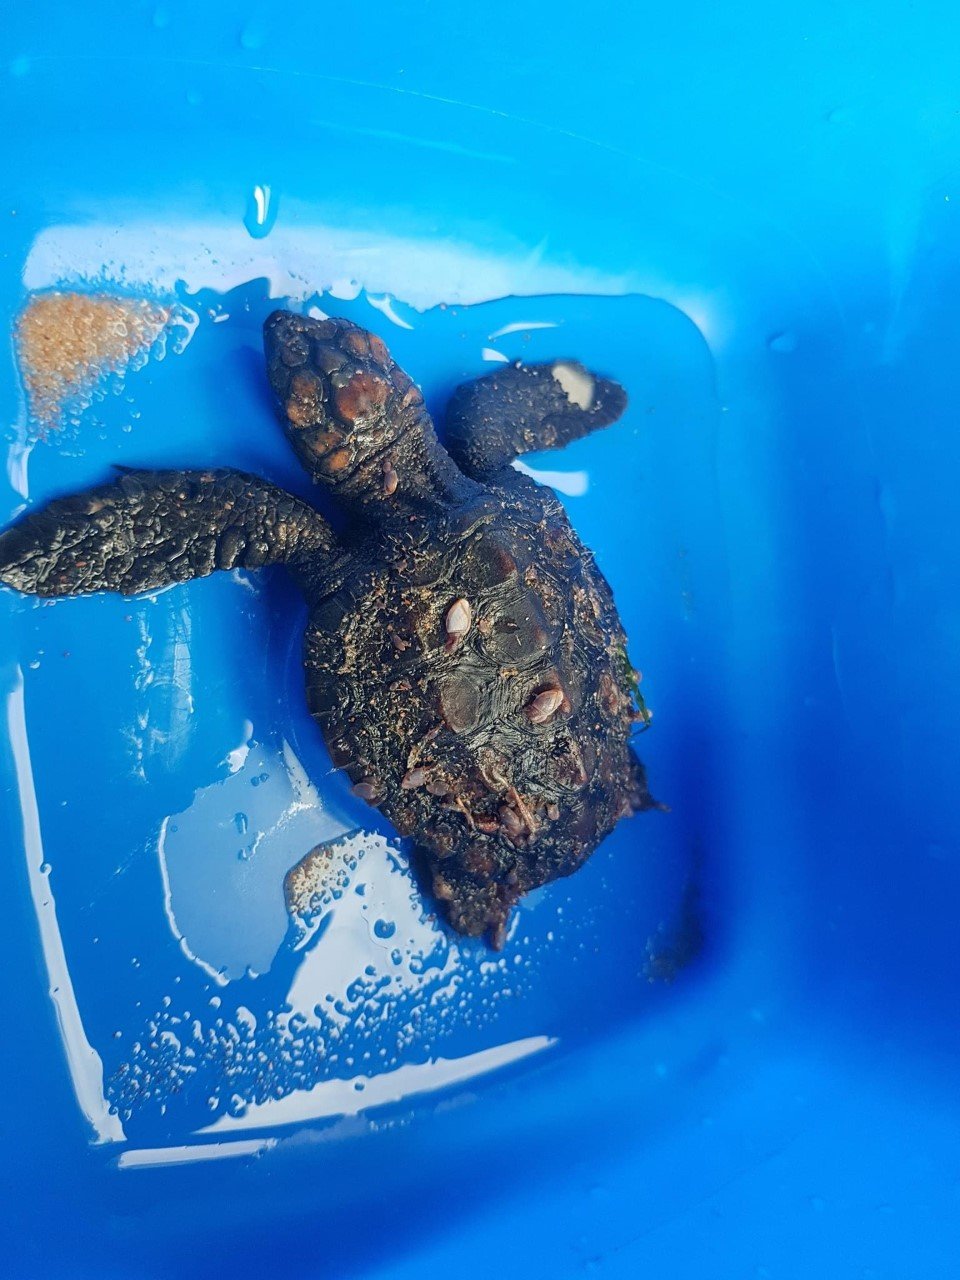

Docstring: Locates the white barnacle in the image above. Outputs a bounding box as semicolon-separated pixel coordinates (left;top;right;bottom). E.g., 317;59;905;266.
444;597;472;649
552;362;595;410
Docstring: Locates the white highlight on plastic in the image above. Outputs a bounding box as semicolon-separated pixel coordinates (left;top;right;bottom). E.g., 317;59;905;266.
252;185;270;228
367;293;414;329
481;347;511;363
118;1137;276;1169
327;278;362;302
157;813;229;988
5;439;32;501
222;719;254;775
198;1035;556;1135
6;671;125;1144
158;735;349;984
672;290;730;350
125;605;194;781
23;219;644;313
488;320;559;339
513;460;590;497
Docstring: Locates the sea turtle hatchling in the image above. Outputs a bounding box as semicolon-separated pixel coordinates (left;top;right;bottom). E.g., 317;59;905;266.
0;310;660;947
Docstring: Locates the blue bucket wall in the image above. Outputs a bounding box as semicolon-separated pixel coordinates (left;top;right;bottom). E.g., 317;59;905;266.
2;5;960;1277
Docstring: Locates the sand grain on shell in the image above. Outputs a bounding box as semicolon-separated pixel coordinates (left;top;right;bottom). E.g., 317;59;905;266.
15;291;172;426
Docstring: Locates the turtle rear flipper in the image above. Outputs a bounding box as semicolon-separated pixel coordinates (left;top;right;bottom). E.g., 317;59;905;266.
0;468;336;597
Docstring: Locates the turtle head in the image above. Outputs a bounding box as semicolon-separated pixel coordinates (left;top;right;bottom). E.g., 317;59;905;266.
263;310;433;501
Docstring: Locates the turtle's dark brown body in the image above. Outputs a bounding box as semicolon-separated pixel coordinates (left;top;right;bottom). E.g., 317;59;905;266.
0;310;658;946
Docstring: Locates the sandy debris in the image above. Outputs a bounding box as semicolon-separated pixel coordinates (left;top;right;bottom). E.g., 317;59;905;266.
15;291;172;426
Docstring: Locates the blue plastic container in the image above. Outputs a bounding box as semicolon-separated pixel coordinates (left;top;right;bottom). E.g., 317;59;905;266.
2;6;959;1277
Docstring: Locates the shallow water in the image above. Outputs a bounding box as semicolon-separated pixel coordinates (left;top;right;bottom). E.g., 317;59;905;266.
2;273;723;1152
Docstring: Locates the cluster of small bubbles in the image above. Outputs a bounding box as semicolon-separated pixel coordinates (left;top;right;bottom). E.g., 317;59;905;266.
105;927;548;1126
102;848;587;1129
108;994;331;1120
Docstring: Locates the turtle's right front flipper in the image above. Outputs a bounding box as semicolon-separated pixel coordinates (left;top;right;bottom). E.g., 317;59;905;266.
0;468;336;597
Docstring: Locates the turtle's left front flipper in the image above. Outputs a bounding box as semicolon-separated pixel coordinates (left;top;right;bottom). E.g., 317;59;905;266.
0;468;336;597
444;360;627;482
